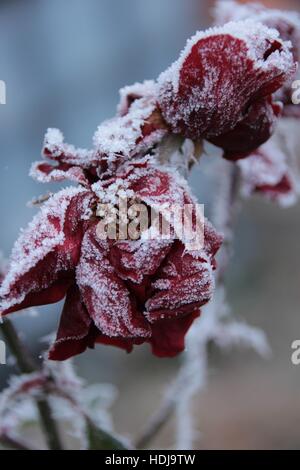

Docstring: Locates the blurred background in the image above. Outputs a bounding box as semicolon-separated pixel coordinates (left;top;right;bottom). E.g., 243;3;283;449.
1;0;300;450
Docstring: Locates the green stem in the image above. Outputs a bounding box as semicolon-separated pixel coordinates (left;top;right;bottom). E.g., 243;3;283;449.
0;318;63;450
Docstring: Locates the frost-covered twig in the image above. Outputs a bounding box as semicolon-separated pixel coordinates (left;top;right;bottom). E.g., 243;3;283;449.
174;160;270;449
136;160;270;449
0;320;129;450
0;318;63;450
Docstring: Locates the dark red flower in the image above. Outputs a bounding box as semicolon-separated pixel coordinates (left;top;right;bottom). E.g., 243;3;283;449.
214;0;300;115
0;161;222;360
210;97;282;160
213;2;300;201
157;20;296;160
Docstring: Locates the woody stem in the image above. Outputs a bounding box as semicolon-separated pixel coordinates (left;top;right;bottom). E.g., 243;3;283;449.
0;318;63;450
135;161;241;449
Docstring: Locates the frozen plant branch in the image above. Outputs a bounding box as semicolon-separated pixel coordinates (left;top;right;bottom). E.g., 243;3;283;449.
0;318;129;450
136;161;270;449
0;318;63;450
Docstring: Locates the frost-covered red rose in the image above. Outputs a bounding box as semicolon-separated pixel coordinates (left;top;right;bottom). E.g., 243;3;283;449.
213;3;300;203
214;0;300;116
0;150;222;360
5;17;296;362
157;20;296;160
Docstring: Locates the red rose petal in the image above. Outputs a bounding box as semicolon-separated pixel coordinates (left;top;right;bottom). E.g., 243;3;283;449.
0;187;93;315
214;0;300;110
109;238;172;285
30;161;89;186
209;98;282;160
149;310;200;357
95;334;145;353
76;225;151;339
49;284;93;361
146;242;214;322
158;21;295;146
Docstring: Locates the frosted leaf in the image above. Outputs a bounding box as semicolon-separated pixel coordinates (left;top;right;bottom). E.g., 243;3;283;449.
42;97;167;182
92;177;135;206
0;187;93;315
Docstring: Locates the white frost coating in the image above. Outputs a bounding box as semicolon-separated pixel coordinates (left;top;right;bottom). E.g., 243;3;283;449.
147;257;213;317
93;96;158;160
214;0;300;32
174;287;270;449
117;80;158;115
0;186;89;312
44;128;95;168
238;139;298;207
115;238;173;285
0;373;43;435
29;161;88;185
43;92;166;172
92;178;135;205
76;232;150;338
158;19;293;94
45;127;64;147
239;142;287;187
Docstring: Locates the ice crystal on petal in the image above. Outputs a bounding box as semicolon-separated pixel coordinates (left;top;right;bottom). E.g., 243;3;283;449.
117;80;158;116
30;161;89;186
214;0;300;112
0;187;93;315
158;20;295;158
76;225;151;338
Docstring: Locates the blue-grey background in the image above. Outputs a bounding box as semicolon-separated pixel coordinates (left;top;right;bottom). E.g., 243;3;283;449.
1;0;300;449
